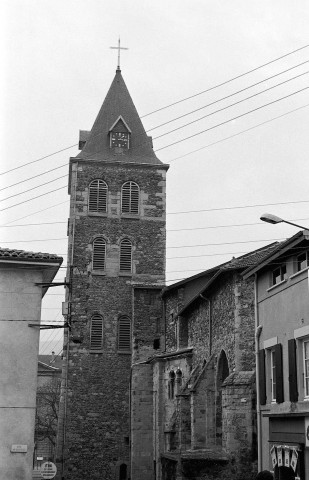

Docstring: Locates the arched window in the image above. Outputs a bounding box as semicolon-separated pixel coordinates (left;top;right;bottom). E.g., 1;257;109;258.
92;238;106;270
90;315;103;351
168;371;175;399
120;239;132;272
121;181;139;214
118;316;131;352
88;180;108;213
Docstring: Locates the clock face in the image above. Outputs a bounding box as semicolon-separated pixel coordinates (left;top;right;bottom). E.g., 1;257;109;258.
111;132;129;148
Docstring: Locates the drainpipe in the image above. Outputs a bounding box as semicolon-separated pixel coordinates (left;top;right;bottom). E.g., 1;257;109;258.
200;294;212;355
254;273;263;472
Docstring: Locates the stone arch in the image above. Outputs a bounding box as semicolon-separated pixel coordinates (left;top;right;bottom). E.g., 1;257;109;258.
216;350;229;445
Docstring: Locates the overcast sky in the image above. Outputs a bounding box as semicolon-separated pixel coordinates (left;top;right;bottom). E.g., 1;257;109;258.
1;0;308;354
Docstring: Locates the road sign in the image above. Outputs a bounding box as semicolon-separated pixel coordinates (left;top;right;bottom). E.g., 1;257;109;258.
41;462;57;479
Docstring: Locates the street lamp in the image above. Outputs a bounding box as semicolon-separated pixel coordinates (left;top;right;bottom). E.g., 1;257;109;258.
260;213;309;230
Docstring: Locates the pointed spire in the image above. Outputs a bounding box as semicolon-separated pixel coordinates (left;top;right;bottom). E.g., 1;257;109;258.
77;70;162;165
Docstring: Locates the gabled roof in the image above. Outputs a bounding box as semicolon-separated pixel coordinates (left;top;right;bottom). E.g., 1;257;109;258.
176;242;279;316
75;69;165;166
243;230;309;278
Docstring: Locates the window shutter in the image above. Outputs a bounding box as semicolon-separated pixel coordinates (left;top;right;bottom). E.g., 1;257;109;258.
121;182;139;214
288;338;298;402
274;343;284;403
118;316;131;351
90;315;103;350
120;239;132;272
258;349;266;405
89;180;107;213
93;239;106;270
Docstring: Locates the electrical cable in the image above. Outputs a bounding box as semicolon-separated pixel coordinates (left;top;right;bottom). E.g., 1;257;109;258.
0;144;77;176
2;45;308;178
0;164;68;193
0;174;68;203
0;186;67;213
148;62;309;132
152;70;309;141
168;103;309;163
140;44;309;118
155;86;309;151
4;201;69;225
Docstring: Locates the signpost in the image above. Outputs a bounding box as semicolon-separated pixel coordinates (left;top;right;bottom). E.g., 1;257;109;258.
40;462;57;479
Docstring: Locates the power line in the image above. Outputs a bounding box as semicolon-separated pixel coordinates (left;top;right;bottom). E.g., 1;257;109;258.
141;44;309;117
155;86;309;151
0;164;67;193
0;186;67;213
4;201;69;225
167;237;282;249
148;60;309;132
167;199;309;215
2;45;308;180
0;144;77;176
168;103;309;162
168;217;309;232
152;70;309;140
0;174;68;203
0;221;67;228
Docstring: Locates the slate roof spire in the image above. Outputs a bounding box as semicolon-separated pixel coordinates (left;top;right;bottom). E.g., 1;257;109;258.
76;70;162;165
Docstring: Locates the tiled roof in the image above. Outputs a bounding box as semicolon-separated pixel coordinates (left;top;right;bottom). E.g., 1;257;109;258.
222;242;280;270
0;248;63;263
76;69;165;166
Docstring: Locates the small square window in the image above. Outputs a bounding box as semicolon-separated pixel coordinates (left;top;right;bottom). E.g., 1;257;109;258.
272;264;287;286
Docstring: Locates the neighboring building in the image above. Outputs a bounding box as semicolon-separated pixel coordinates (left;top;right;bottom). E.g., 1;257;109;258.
0;248;62;480
56;66;168;480
34;354;62;466
131;244;278;480
244;230;309;479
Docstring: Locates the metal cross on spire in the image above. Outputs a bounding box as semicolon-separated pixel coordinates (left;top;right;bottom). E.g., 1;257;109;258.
110;38;129;71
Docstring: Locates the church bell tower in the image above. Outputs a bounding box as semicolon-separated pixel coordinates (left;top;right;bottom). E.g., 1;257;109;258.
57;66;168;480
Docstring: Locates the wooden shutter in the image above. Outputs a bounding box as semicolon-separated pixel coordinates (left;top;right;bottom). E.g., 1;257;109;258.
89;180;107;213
274;343;284;403
118;316;131;351
121;182;139;214
93;239;106;270
90;315;103;350
258;349;266;405
120;239;132;272
288;338;298;402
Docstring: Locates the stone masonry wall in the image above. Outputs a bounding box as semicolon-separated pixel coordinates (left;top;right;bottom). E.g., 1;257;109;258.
61;161;167;480
131;363;154;480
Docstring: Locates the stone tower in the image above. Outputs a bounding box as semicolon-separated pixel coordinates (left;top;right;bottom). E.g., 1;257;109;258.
56;68;168;480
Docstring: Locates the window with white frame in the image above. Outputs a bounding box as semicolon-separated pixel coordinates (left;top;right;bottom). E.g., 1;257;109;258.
271;349;276;402
272;264;287;286
297;251;309;272
88;180;108;213
92;238;106;271
303;340;309;398
121;181;139;215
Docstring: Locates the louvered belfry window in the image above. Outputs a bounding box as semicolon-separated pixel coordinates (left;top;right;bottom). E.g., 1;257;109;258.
120;239;132;272
89;180;108;213
118;316;131;351
92;238;106;270
121;181;139;214
90;315;103;350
